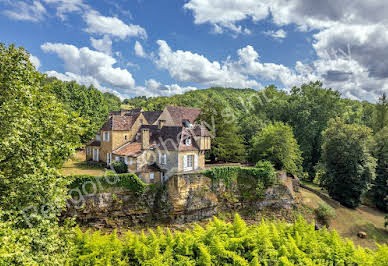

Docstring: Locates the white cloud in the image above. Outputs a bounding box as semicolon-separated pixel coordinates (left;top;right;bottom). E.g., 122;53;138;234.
29;54;41;69
41;42;135;91
46;70;125;99
264;29;287;40
184;0;388;101
155;40;260;89
184;0;268;34
84;10;147;39
3;1;46;22
42;0;86;19
90;35;112;55
134;41;147;58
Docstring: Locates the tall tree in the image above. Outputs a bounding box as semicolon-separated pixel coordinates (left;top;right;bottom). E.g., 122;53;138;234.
371;127;388;212
43;79;121;143
250;122;303;175
0;44;82;264
319;118;376;208
374;93;388;132
285;81;343;179
197;99;245;162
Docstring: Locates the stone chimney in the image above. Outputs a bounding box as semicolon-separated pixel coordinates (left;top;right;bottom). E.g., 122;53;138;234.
158;119;166;129
141;128;149;149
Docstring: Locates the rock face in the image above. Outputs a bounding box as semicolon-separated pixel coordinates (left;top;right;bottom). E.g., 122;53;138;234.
64;172;299;228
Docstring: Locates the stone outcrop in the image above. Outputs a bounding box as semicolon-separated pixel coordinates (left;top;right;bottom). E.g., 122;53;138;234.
64;172;299;228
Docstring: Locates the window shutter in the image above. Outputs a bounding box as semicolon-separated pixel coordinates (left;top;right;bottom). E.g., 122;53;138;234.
163;154;167;164
194;154;198;169
183;155;187;170
158;153;161;164
124;156;128;165
115;156;119;161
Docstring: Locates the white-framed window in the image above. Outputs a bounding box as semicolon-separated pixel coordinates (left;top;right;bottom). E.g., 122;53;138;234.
184;155;194;171
103;132;110;142
150;172;155;180
159;152;167;165
185;137;192;146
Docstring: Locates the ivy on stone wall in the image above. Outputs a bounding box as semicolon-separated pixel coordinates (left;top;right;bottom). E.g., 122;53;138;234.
69;173;148;195
202;161;277;199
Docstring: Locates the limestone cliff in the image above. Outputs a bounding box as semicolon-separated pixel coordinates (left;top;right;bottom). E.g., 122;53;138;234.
65;172;299;228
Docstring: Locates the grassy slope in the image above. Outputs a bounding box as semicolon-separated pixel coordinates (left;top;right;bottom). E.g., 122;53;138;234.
300;187;388;250
60;150;106;176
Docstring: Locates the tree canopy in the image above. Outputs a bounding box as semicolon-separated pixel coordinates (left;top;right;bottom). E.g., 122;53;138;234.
250;122;303;175
319;118;376;208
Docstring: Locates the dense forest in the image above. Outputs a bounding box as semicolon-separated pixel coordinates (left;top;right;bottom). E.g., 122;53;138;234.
1;44;388;264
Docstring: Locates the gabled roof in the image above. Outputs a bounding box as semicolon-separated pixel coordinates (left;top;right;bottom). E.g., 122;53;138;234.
112;142;142;156
86;139;101;147
192;124;211;137
141;125;200;151
165;106;201;126
100;115;135;131
142;110;163;124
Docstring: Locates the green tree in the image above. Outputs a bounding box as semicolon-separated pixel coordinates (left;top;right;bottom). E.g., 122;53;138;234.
250;122;303;175
371;127;388;211
197;99;245;162
285;81;342;179
319;118;376;208
43;79;121;143
374;93;388;132
0;44;81;264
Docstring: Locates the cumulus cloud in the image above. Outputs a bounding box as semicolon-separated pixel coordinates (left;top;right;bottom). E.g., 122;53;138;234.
133;79;198;97
3;0;46;22
263;29;287;40
84;10;147;39
42;0;87;19
41;42;135;91
29;54;41;69
90;35;112;55
155;40;260;89
134;41;147;58
184;0;388;101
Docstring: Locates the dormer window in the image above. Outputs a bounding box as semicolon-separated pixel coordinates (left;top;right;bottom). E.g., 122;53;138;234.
185;137;192;146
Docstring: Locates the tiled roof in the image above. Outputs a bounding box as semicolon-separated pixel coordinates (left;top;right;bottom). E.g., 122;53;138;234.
86;139;101;146
136;163;164;173
142;110;163;124
165;106;201;126
112;142;142;156
192;124;211;137
100;115;134;131
141;125;200;151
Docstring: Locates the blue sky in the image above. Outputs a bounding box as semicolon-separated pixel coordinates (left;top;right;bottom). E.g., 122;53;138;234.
1;1;387;102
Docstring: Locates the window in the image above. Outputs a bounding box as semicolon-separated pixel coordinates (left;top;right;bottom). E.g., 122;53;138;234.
119;157;125;163
150;172;155;180
185;137;192;146
103;132;110;142
163;153;167;164
125;135;127;140
129;157;133;165
140;119;143;125
187;155;193;168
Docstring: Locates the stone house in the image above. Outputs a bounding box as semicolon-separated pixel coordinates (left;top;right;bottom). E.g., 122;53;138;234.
85;106;211;184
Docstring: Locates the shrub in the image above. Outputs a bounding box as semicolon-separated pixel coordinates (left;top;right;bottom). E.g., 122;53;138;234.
70;215;388;265
254;160;277;187
111;161;128;174
314;203;336;225
69;173;147;195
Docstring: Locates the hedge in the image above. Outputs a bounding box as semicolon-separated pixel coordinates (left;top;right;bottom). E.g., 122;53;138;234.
68;173;148;195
